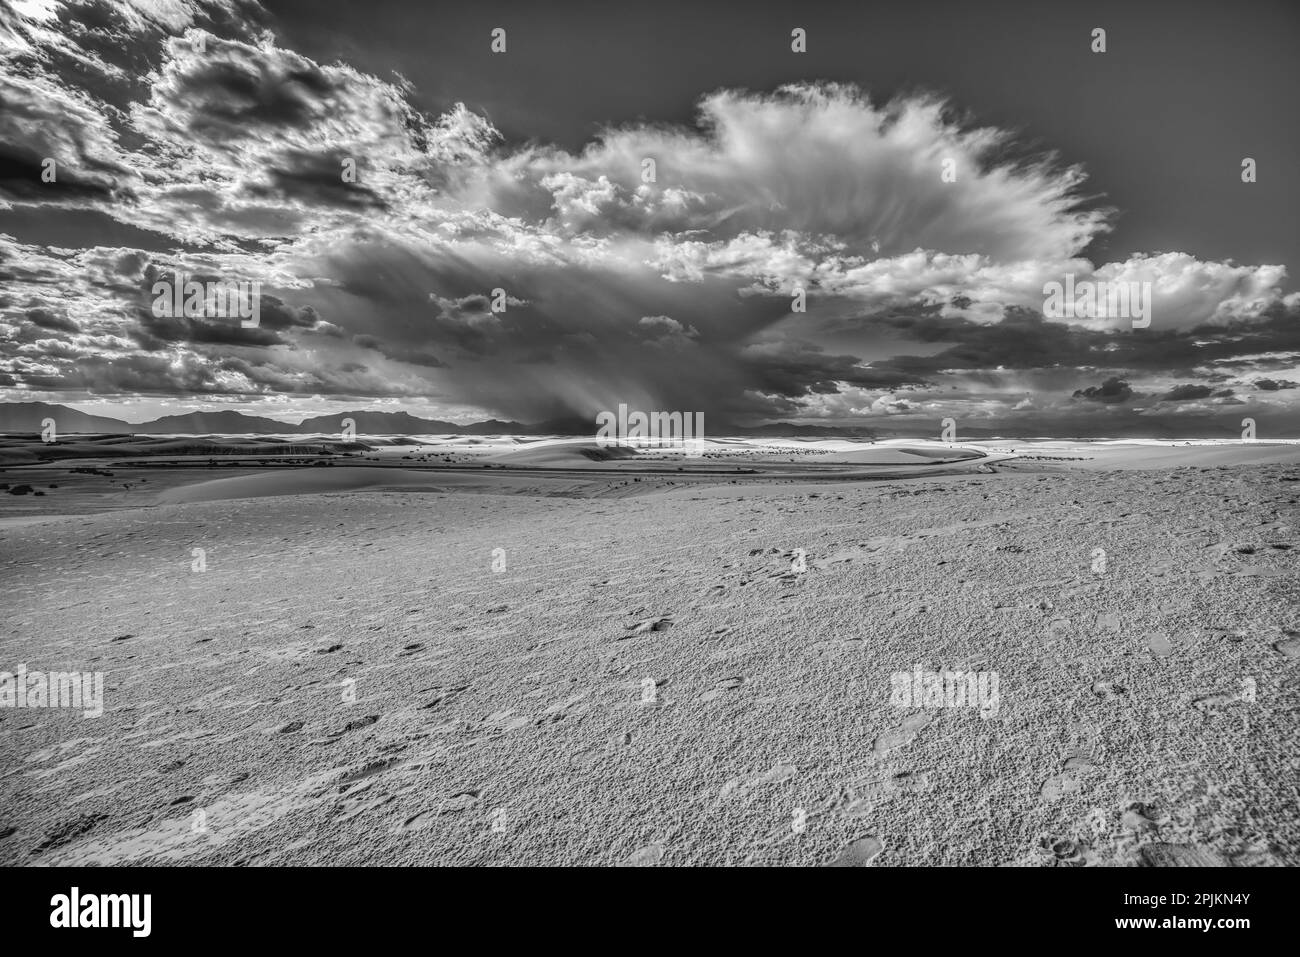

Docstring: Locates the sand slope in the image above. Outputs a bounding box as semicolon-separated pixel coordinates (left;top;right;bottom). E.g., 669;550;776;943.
153;467;467;504
2;460;1297;866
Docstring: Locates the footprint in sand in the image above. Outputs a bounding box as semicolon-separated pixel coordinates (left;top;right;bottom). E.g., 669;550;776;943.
1191;690;1240;714
1121;802;1164;835
1145;632;1174;658
337;757;404;786
840;793;873;818
1040;755;1096;800
838;769;934;819
1138;843;1226;867
719;763;797;801
621;616;673;639
873;712;933;756
700;676;745;702
1046;618;1072;639
1090;680;1126;701
619;844;665;866
396;811;438;834
1095;613;1122;632
888;770;932;794
1274;633;1300;658
398;790;482;832
439;790;482;814
828;836;884;867
1045;837;1094;867
421;684;469;709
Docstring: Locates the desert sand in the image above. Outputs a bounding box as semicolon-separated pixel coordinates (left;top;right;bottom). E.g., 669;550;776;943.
1;437;1298;866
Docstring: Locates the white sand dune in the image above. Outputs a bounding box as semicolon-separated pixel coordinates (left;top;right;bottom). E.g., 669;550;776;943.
143;452;1018;506
2;458;1297;867
801;447;984;465
145;459;1018;507
990;440;1300;470
483;442;642;467
154;467;472;504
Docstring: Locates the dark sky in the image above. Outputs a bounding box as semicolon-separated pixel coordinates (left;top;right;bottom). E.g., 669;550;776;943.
1;0;1298;435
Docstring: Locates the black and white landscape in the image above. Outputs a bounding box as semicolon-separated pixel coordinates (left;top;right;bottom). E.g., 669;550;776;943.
1;0;1298;869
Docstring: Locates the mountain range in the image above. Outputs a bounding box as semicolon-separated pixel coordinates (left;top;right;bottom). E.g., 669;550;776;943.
1;401;1253;440
1;402;874;438
0;402;539;436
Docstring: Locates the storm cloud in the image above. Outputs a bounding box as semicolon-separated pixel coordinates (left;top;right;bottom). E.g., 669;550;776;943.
1;1;1296;433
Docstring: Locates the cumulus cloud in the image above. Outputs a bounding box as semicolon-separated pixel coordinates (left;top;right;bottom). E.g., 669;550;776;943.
1073;377;1134;404
0;4;1296;431
1161;384;1233;402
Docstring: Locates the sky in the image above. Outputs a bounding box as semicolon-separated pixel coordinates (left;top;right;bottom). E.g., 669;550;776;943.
1;0;1298;435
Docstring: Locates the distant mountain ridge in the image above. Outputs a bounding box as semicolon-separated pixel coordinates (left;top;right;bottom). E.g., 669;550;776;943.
0;402;891;438
0;402;533;436
4;401;1262;440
